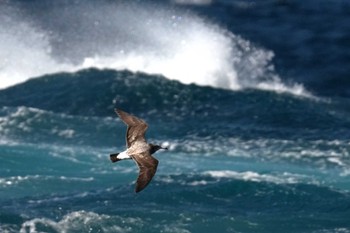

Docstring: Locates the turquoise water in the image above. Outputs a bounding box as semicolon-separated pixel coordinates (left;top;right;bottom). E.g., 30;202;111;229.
1;0;350;232
1;69;350;232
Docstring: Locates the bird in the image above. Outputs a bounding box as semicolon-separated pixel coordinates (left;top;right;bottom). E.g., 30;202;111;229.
110;109;168;193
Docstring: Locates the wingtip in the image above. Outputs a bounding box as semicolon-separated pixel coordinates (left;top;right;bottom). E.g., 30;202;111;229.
135;189;141;193
134;186;143;193
134;181;150;193
135;181;146;193
114;108;123;116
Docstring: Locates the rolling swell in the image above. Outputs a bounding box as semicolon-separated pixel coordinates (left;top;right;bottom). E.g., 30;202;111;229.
0;69;349;177
0;68;349;141
1;69;349;174
0;68;249;121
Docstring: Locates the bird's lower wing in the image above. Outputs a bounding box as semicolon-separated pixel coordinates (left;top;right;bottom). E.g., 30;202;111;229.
131;153;159;193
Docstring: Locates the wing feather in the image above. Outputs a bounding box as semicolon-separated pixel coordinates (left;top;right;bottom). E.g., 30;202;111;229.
115;109;148;148
130;152;159;193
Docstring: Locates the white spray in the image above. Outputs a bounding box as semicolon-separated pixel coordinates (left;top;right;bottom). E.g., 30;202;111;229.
0;1;308;96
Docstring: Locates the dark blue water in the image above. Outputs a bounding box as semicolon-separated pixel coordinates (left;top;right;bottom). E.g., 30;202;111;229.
1;0;350;232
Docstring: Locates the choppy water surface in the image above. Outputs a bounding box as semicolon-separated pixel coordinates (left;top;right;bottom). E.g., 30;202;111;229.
1;0;350;232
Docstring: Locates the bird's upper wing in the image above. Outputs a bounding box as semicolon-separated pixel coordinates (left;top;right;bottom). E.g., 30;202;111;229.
115;109;148;148
130;152;159;193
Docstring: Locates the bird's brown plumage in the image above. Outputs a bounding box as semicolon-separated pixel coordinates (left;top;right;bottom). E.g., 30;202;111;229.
130;152;159;193
115;109;148;148
114;109;160;193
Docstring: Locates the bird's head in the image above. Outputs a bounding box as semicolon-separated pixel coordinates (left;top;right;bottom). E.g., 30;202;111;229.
150;144;168;154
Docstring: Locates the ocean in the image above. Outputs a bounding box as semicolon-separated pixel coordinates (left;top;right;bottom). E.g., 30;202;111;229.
1;0;350;232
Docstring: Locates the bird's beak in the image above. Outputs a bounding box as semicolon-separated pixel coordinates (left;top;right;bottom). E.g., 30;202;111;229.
162;147;168;150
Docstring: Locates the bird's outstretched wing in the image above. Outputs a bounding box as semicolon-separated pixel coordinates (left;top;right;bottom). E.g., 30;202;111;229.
131;152;159;193
115;109;148;148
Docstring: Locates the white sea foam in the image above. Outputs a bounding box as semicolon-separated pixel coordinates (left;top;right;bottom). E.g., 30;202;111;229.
20;211;142;233
316;228;350;233
0;5;72;89
0;1;309;96
172;0;212;5
51;129;75;138
157;170;313;187
204;170;304;184
0;136;18;146
164;137;350;174
158;175;215;186
0;106;71;140
0;175;94;188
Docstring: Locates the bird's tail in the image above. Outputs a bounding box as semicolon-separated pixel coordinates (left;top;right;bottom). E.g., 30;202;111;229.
110;153;121;163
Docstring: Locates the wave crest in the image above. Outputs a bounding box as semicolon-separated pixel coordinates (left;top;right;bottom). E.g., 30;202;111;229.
0;0;308;96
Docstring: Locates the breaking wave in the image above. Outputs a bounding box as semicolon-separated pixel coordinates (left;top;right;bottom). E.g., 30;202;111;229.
0;0;308;96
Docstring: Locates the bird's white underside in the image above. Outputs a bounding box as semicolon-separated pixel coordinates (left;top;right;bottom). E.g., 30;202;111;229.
117;150;131;160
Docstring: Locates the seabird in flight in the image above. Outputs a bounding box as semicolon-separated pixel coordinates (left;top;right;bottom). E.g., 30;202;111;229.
110;109;168;193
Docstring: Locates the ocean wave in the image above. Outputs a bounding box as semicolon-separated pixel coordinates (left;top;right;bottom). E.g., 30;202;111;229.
165;137;350;171
204;170;306;184
0;0;308;96
0;69;343;124
0;106;121;146
1;104;349;174
0;170;347;233
155;170;319;189
20;211;142;233
0;4;71;90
